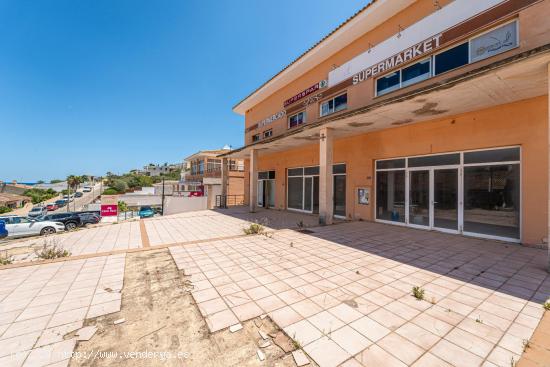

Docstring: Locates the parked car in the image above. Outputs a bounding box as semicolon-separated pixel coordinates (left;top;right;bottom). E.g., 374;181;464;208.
82;186;92;192
28;206;48;218
74;192;83;198
77;212;100;226
138;206;155;218
0;215;65;237
38;213;82;231
0;219;7;239
189;191;203;197
46;203;59;211
55;199;68;208
62;195;75;202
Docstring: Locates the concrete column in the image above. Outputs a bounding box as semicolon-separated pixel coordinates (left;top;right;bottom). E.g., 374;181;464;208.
221;158;228;207
319;127;334;225
249;149;258;212
547;63;550;272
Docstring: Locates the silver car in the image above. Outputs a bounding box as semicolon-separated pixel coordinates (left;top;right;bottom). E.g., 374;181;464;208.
28;206;48;218
0;216;65;237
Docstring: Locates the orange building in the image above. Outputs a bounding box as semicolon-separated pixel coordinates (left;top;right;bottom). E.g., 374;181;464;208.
223;0;550;247
183;149;245;208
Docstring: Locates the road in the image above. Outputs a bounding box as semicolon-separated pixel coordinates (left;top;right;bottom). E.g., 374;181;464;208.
51;182;103;213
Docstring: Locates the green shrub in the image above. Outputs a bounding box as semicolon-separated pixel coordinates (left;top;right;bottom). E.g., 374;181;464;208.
35;242;71;260
243;223;264;235
23;188;58;204
0;206;12;214
0;251;12;266
412;286;425;300
112;179;129;193
118;201;128;212
103;188;120;195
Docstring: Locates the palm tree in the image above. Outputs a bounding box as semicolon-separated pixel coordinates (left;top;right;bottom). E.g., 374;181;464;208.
67;175;79;191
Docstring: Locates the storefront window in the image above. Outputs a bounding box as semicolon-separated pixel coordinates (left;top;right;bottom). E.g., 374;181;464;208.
287;166;319;212
375;147;520;241
287;177;303;210
376;170;405;222
463;164;520;239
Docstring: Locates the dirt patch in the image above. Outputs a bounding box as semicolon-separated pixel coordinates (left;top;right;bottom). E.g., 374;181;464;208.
70;249;301;367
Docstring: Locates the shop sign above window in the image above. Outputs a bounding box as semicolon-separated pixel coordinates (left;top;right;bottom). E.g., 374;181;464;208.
470;21;518;63
284;80;328;107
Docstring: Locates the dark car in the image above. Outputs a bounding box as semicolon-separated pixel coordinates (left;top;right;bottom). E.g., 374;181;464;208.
77;212;100;226
55;199;68;208
38;212;82;230
74;192;83;198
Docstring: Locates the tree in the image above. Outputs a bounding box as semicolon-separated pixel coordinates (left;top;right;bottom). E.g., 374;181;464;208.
36;180;45;184
67;175;80;191
112;179;128;193
50;179;63;184
118;201;128;213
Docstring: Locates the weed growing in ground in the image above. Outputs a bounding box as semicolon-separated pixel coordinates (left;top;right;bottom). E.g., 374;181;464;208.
522;339;531;352
35;240;71;260
476;316;483;324
0;251;12;265
297;220;304;230
243;222;264;235
544;300;550;311
291;333;302;350
412;286;425;300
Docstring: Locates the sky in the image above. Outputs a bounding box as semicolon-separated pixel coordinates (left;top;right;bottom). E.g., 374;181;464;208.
1;0;367;182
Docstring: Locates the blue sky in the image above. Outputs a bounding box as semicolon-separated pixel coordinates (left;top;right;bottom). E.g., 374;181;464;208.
1;0;366;182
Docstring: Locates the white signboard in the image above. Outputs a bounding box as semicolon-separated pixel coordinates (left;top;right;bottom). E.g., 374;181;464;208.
470;21;518;63
328;0;506;87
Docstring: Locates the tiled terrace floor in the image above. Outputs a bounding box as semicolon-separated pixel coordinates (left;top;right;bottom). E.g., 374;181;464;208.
4;221;141;260
144;208;320;246
169;222;550;367
0;254;125;367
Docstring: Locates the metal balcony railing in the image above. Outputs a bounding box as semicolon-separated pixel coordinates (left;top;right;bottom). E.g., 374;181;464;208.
215;195;244;208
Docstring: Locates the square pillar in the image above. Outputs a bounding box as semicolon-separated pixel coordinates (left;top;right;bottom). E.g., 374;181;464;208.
249;149;258;212
221;158;228;208
319;127;334;225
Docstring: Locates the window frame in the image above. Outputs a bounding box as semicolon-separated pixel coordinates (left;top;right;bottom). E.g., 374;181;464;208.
288;111;306;129
432;41;470;77
319;93;348;117
252;133;260;142
263;129;273;139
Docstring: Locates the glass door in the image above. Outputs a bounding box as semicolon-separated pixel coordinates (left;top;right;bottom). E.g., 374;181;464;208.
433;168;459;231
257;181;264;207
334;175;346;217
266;180;275;208
408;170;430;227
304;176;313;212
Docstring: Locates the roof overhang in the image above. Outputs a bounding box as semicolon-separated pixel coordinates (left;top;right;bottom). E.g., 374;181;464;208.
223;46;550;159
232;0;415;115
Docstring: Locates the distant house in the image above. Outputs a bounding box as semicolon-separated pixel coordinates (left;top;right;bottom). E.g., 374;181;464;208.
0;193;31;209
141;163;182;177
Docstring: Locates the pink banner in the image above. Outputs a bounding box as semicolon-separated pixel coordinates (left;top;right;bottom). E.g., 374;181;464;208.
100;204;118;217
